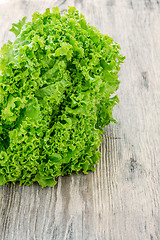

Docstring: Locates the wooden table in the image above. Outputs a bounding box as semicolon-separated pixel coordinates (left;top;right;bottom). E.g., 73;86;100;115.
0;0;160;239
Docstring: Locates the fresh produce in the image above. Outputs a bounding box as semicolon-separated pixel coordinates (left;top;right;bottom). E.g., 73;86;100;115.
0;7;125;188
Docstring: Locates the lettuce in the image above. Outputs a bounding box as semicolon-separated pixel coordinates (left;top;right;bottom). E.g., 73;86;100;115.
0;7;125;188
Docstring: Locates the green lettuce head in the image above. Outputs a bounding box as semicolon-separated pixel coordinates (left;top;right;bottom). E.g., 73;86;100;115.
0;7;125;188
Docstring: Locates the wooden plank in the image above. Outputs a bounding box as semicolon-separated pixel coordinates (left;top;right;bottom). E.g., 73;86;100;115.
0;0;160;239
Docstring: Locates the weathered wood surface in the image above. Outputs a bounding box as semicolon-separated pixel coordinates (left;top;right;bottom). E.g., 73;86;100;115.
0;0;160;239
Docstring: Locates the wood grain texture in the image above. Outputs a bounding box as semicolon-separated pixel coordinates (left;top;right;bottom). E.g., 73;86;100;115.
0;0;160;239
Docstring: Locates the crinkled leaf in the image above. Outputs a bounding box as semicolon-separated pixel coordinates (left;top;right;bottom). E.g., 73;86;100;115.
10;17;27;37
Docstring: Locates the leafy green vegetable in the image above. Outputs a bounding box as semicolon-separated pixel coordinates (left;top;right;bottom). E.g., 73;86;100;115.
0;7;125;188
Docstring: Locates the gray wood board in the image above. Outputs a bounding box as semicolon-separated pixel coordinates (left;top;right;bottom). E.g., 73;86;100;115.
0;0;160;239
